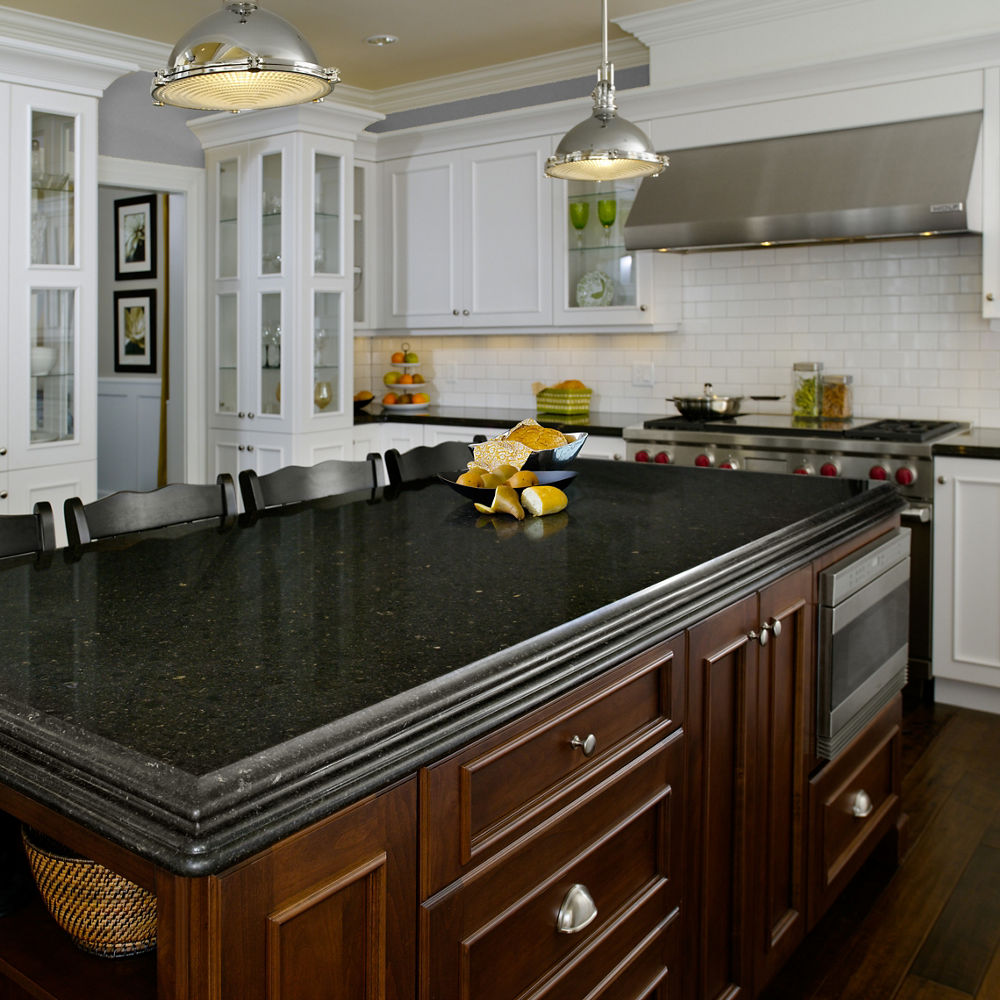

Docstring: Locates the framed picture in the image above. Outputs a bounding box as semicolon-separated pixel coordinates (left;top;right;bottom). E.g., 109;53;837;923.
114;194;157;280
113;289;157;373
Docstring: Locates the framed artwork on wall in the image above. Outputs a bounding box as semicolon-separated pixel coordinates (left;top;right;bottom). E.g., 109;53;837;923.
113;193;157;281
113;289;157;373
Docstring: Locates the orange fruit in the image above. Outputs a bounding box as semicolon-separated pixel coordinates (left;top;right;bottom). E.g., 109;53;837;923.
382;392;398;405
412;373;425;384
412;392;430;404
398;373;414;385
391;351;405;363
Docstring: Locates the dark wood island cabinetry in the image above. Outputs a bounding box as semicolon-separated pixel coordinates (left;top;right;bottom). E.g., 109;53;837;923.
0;462;906;999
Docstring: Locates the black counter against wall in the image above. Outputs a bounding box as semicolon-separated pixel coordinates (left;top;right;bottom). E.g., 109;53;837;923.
0;461;901;874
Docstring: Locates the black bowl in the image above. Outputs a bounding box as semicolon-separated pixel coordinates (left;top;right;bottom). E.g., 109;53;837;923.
353;396;375;413
438;469;577;503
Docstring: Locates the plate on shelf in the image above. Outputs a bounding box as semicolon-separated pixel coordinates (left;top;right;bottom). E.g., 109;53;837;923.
383;401;431;411
439;469;577;503
576;270;615;307
391;361;421;369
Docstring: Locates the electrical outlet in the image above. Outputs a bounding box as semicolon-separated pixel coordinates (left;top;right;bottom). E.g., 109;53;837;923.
632;363;655;387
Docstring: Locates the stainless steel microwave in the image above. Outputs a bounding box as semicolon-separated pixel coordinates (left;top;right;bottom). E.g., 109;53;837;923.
816;527;911;760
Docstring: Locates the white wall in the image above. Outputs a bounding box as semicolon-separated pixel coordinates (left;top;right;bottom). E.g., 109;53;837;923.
355;235;1000;428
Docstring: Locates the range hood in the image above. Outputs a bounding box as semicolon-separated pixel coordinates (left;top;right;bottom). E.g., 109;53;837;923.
624;113;983;252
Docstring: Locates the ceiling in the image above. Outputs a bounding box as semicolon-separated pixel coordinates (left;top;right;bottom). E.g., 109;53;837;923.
1;0;688;93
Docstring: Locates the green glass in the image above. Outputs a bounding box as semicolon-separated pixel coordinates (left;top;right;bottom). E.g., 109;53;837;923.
569;201;589;230
597;199;617;229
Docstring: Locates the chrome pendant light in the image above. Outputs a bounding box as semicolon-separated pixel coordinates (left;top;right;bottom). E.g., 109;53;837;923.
545;0;667;181
152;2;339;112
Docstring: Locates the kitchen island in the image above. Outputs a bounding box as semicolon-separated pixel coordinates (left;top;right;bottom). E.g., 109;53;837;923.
0;460;905;1000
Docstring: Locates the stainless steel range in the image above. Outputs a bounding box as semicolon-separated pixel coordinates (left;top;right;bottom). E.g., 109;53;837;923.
623;414;970;689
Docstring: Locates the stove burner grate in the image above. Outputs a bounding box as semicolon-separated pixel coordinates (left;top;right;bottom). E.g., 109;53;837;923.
844;419;964;443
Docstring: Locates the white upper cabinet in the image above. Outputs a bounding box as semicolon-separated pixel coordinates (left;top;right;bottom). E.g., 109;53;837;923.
378;136;553;329
981;67;1000;320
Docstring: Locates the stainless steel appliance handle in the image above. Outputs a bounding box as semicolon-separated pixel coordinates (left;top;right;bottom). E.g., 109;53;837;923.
901;505;931;523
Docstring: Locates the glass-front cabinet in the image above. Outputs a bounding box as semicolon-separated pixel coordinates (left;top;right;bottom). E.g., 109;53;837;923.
1;82;99;523
193;108;364;489
552;176;656;326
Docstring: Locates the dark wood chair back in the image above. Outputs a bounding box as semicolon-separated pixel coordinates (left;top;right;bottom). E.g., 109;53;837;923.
239;455;380;520
64;475;238;558
0;502;57;568
384;441;472;486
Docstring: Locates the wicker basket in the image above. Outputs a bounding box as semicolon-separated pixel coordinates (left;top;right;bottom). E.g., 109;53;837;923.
535;386;593;415
21;827;157;958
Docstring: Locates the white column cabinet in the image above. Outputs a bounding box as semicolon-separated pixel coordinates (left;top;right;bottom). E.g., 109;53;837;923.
378;137;553;329
0;80;108;526
933;456;1000;695
192;106;375;489
982;67;1000;320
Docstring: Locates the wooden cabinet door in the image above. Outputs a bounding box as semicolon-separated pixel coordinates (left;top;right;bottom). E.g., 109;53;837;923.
211;780;417;1000
685;593;759;1000
751;566;814;993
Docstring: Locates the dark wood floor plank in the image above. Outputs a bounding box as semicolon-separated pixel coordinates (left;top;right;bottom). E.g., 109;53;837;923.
973;937;1000;999
895;974;971;1000
911;844;1000;995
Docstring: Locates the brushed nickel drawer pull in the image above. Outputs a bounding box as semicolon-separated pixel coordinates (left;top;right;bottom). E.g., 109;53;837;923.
569;733;597;757
852;790;874;818
556;884;597;934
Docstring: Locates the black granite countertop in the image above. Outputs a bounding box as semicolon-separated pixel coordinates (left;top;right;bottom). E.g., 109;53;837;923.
933;426;1000;460
0;461;902;875
356;404;643;438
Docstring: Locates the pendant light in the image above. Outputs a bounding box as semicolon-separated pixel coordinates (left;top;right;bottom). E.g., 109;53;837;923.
545;0;667;181
152;2;339;112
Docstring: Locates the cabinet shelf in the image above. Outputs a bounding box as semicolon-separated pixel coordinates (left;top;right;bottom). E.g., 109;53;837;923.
0;896;156;999
568;242;630;255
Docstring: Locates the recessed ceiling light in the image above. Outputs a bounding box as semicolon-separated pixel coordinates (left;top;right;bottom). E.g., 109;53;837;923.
366;34;399;46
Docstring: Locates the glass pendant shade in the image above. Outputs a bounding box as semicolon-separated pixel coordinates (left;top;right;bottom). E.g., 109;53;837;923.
152;2;338;112
545;0;667;182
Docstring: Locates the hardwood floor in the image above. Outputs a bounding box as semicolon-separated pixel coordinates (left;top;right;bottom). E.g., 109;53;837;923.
760;697;1000;1000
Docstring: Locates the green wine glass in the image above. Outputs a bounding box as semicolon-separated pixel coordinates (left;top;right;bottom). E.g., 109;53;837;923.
569;201;589;245
597;198;617;241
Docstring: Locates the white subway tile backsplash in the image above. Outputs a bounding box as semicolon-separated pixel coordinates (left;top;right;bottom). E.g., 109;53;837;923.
354;235;999;427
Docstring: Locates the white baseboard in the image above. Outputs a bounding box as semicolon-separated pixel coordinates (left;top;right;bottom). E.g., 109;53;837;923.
934;678;1000;715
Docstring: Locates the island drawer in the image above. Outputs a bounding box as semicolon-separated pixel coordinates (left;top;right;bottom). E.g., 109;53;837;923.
420;636;684;894
420;729;683;1000
807;694;902;927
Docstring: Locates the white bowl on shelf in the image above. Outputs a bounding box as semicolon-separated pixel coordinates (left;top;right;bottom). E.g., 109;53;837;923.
30;346;57;376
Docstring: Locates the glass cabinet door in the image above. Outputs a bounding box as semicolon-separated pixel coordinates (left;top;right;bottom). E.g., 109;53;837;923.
216;293;238;415
260;152;282;275
314;154;342;275
218;158;239;279
29;288;75;444
353;165;365;324
564;179;639;311
313;292;341;414
260;291;282;416
31;110;76;267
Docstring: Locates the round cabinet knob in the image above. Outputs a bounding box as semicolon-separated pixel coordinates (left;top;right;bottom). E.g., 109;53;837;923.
0;447;6;456
453;309;460;316
869;464;890;481
852;790;874;818
640;304;647;312
570;733;598;757
248;412;256;419
556;884;598;934
895;466;916;487
653;450;671;465
988;292;995;302
238;445;245;452
462;309;470;316
247;445;255;452
634;449;650;463
694;453;713;468
0;491;7;500
937;475;946;485
237;411;246;419
820;461;840;477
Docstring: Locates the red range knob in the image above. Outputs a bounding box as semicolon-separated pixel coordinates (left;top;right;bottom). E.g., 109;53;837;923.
895;466;916;486
820;462;840;477
694;454;713;468
653;451;671;464
869;465;889;481
719;459;739;470
634;450;650;463
793;465;812;475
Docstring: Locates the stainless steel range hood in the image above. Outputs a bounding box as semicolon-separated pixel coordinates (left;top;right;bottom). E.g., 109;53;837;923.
624;113;983;252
